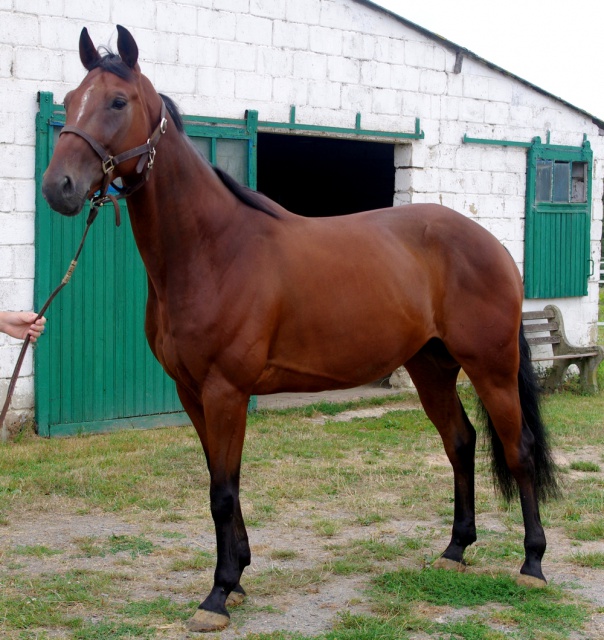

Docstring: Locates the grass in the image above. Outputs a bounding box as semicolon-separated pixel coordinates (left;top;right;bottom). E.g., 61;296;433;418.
569;460;601;472
0;385;603;638
569;551;604;568
373;567;588;638
0;569;120;631
12;544;63;557
73;534;157;558
565;519;604;541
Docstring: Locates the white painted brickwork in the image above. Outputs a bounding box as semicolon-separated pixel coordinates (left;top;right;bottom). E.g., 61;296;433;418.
0;0;603;420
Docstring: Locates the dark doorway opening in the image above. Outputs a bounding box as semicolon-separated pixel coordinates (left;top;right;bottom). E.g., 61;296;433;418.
257;133;395;217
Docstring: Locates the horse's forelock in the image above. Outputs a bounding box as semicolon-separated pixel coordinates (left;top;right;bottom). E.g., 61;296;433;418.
88;48;133;81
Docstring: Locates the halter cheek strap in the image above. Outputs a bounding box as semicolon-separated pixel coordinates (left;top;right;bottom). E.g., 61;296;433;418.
59;100;168;225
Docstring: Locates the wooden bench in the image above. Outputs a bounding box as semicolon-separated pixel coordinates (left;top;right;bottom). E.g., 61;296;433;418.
522;304;604;394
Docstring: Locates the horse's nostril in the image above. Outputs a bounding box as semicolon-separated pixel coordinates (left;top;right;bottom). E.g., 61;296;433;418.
62;175;75;197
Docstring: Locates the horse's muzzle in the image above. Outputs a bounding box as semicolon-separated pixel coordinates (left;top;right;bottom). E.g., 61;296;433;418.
42;170;90;216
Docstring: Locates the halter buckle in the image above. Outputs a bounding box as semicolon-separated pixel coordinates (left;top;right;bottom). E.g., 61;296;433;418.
102;156;115;175
160;118;168;134
147;145;156;171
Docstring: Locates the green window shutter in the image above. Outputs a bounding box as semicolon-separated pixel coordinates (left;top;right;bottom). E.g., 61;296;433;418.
524;138;592;298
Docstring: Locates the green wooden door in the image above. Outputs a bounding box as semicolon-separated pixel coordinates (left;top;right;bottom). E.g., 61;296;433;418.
524;139;593;299
34;93;255;436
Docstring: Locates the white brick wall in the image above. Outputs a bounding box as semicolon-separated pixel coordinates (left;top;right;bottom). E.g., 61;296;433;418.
0;0;603;422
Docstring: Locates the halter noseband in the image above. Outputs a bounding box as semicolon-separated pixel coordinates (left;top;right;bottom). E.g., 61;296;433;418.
59;99;168;225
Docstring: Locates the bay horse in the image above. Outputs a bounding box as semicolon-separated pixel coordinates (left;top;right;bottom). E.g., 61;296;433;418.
42;26;558;633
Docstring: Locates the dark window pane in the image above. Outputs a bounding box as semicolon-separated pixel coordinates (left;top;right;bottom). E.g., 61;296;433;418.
571;162;587;202
535;159;552;202
553;161;570;202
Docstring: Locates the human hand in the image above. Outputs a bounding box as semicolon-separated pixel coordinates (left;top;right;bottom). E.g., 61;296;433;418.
0;311;47;342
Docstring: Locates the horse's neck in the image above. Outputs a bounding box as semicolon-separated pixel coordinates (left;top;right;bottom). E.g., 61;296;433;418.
125;130;240;291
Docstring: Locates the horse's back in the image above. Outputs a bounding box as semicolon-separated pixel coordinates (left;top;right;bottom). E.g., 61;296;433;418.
276;202;522;318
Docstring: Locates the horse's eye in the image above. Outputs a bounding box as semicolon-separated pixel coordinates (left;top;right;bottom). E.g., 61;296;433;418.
111;98;127;110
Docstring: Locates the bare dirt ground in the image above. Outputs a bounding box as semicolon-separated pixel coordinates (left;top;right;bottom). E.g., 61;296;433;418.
3;457;604;639
2;387;604;639
256;381;404;410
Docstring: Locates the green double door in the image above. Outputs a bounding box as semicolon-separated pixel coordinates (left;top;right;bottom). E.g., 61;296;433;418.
35;93;255;436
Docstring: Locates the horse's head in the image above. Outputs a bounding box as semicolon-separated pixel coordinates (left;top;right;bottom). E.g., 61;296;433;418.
42;26;164;216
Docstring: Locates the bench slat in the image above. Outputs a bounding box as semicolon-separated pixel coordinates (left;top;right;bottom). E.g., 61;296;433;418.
526;336;561;345
531;352;600;362
522;309;556;321
523;321;558;333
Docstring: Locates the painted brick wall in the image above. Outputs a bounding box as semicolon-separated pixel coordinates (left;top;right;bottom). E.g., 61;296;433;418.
0;0;603;420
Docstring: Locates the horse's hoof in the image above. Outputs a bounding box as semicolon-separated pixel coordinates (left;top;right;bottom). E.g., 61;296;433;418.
226;589;246;607
186;608;230;632
516;574;547;588
433;557;466;572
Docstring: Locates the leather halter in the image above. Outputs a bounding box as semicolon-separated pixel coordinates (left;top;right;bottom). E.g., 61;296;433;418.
59;100;168;225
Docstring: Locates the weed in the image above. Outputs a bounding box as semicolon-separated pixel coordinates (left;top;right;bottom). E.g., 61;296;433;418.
161;530;187;539
107;534;157;558
569;460;601;472
120;595;194;621
0;569;118;631
73;621;154;639
568;551;604;568
356;513;385;526
313;518;341;537
270;549;298;561
373;567;588;638
566;519;604;541
12;545;63;558
169;550;213;571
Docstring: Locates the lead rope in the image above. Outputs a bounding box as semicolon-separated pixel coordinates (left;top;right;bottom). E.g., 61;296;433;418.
0;195;116;441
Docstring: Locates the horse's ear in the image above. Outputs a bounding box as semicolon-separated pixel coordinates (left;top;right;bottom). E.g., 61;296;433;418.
79;27;100;71
116;25;139;69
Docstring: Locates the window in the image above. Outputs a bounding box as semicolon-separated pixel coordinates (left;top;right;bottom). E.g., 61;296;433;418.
535;159;587;203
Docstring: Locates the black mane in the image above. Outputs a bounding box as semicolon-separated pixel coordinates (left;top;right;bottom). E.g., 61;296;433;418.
94;49;280;220
158;94;184;133
212;167;281;219
158;94;280;219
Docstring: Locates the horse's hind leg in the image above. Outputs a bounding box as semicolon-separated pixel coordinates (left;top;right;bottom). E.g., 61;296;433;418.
472;376;549;585
404;342;477;569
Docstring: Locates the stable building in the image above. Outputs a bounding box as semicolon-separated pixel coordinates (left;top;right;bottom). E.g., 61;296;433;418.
1;0;602;435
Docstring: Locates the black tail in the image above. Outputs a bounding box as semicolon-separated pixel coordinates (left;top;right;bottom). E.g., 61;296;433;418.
478;325;560;502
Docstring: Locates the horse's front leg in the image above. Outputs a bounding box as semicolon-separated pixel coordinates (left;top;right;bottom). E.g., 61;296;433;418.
177;383;251;632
